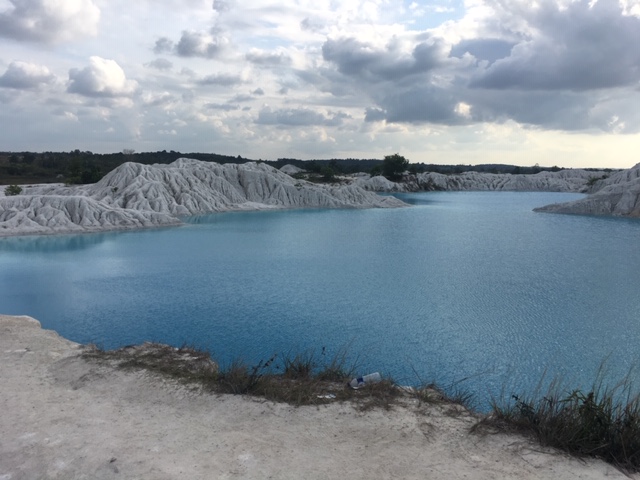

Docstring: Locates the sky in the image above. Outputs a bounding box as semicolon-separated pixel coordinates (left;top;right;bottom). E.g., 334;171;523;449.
1;0;640;168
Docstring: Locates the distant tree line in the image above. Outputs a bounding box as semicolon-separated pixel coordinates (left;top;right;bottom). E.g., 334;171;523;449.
0;149;613;186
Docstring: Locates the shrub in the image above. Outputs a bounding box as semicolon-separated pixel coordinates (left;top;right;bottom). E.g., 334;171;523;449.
481;370;640;472
4;184;22;196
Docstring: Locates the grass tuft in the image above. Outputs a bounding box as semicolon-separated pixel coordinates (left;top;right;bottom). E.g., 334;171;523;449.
478;367;640;473
82;343;386;407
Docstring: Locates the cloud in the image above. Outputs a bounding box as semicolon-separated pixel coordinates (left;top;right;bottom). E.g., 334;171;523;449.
469;0;640;90
212;0;232;12
322;36;447;82
229;93;253;102
0;0;99;44
153;30;229;59
450;38;514;64
67;57;138;97
256;107;348;126
141;92;176;108
176;30;228;58
377;86;470;125
205;102;240;111
197;73;244;86
364;107;386;122
311;0;640;133
300;16;325;33
153;37;174;54
0;61;55;89
246;49;292;66
145;58;173;71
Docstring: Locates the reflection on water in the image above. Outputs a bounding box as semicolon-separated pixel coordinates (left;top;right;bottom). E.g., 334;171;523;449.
0;232;112;253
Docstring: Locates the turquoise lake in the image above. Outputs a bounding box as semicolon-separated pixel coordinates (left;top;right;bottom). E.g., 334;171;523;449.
2;191;639;409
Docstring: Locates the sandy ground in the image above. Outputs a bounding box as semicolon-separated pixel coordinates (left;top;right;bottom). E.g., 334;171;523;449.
1;315;635;480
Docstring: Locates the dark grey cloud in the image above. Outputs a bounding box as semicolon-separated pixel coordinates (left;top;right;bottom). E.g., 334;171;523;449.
256;107;348;126
252;88;264;95
364;107;386;122
470;0;640;91
145;58;173;71
465;88;591;130
0;61;55;89
246;50;292;66
377;86;468;125
197;73;243;86
361;82;611;131
0;0;99;44
450;38;514;64
322;36;446;82
176;30;227;58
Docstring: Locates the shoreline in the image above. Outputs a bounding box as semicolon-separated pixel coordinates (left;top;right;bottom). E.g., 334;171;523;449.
1;314;634;479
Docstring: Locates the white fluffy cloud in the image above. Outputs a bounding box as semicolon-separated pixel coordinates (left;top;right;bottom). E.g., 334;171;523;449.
0;0;100;43
67;57;138;97
0;61;55;89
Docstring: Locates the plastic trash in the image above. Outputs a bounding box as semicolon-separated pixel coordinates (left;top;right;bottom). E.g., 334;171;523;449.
348;372;382;389
317;394;337;399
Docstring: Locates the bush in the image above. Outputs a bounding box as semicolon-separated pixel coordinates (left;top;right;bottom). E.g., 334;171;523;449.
4;184;22;196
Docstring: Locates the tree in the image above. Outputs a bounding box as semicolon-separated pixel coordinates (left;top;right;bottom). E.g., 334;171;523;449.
4;185;22;196
321;166;336;182
382;153;409;180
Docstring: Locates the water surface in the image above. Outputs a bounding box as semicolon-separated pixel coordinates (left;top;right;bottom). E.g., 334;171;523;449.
2;191;639;409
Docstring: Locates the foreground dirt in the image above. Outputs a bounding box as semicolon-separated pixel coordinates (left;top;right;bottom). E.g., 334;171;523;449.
0;315;635;480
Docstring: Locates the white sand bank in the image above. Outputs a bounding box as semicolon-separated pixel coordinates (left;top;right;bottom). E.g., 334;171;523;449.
0;314;634;480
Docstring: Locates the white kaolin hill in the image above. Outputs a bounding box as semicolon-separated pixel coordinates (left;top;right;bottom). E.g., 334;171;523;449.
0;159;406;237
354;169;607;193
535;164;640;217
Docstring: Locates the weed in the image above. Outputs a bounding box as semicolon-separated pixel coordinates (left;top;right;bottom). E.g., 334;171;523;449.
316;345;359;382
352;377;401;411
282;350;315;380
481;367;640;473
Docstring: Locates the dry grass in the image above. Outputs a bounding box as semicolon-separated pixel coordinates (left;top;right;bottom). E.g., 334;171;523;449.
475;367;640;473
83;343;403;407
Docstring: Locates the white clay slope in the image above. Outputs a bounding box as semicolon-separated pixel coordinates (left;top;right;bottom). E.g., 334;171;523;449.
415;169;604;192
535;163;640;217
354;169;607;193
0;159;406;236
